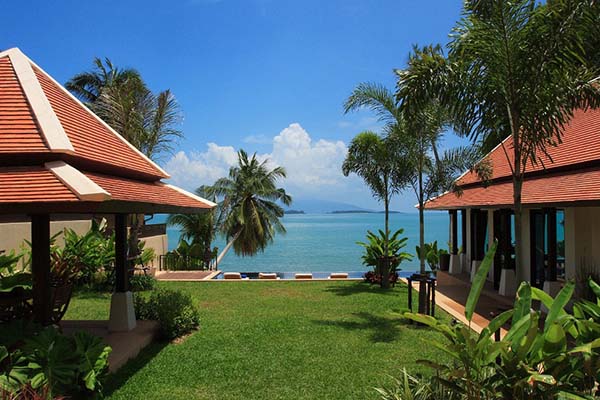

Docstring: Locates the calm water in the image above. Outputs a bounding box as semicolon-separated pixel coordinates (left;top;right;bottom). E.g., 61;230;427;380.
166;212;450;274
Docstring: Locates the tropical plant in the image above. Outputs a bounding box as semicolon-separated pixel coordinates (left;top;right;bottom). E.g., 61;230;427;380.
134;289;200;340
357;228;412;288
208;150;292;257
66;58;182;162
396;1;600;277
376;369;460;400
0;322;110;399
415;241;440;273
129;275;156;292
0;252;28;293
167;186;219;268
403;241;600;399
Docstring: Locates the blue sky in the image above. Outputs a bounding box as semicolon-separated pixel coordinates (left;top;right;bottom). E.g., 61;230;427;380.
1;0;466;211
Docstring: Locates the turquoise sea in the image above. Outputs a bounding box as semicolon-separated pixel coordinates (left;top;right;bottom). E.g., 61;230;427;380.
166;212;450;274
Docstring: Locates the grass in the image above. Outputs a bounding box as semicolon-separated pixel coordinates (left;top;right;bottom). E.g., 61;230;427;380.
65;281;451;400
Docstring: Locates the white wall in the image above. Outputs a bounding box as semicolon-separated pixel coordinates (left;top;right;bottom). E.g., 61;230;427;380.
0;220;92;256
564;206;600;280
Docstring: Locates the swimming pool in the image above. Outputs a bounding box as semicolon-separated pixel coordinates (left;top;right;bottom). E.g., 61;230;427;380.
212;271;414;280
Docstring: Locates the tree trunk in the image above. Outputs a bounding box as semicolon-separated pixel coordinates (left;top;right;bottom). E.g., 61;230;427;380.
513;174;523;280
418;166;428;314
127;214;142;271
215;231;241;267
381;193;390;289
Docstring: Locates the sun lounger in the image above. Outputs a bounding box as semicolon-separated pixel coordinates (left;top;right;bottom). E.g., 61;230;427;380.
329;273;348;279
223;272;242;280
259;273;279;280
295;273;313;279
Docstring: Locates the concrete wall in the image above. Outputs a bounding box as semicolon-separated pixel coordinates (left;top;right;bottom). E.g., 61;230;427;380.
0;221;169;270
139;234;168;269
0;220;92;256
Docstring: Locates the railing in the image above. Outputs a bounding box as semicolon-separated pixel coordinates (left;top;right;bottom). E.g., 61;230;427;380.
159;254;216;271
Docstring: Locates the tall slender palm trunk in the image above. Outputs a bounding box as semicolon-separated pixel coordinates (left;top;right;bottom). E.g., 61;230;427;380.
418;157;428;313
381;190;391;289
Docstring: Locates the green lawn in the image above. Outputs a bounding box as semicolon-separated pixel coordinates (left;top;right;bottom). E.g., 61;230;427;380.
66;281;450;400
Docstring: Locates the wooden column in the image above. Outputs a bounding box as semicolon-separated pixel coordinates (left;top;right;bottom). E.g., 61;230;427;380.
114;214;129;292
546;208;558;281
31;214;51;324
449;210;458;255
461;209;467;254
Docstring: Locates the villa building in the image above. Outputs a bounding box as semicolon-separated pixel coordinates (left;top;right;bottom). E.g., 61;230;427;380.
426;107;600;298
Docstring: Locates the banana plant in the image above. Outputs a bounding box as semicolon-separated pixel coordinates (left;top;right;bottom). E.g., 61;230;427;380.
403;240;600;399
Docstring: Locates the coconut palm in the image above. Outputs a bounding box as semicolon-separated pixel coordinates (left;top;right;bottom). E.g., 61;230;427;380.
343;130;409;288
343;82;479;299
343;84;414;289
396;1;600;275
66;58;182;162
208;150;292;257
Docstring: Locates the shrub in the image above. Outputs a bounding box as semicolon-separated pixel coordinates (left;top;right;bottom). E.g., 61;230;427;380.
129;275;156;292
0;321;110;399
134;289;200;340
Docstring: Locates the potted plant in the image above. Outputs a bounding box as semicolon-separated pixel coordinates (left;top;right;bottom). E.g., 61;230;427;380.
439;248;450;272
416;241;442;277
358;228;412;288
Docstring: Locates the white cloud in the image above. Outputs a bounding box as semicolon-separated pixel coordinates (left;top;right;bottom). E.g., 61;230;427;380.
242;134;271;144
163;123;371;205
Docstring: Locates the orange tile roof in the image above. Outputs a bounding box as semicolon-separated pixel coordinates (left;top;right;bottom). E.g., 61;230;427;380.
85;172;214;210
0;167;78;203
33;66;167;179
457;108;600;186
426;168;600;209
0;48;214;214
0;57;48;153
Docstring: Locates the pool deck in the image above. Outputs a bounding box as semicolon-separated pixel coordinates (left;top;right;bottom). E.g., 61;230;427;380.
155;270;220;281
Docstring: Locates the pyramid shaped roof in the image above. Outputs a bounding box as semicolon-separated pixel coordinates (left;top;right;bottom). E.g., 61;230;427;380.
0;48;214;214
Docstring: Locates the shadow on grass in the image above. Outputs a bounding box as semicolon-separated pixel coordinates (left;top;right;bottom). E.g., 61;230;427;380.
312;311;409;343
103;341;168;396
71;289;111;300
324;281;407;297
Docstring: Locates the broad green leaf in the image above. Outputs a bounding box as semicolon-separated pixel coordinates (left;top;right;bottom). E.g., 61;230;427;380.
568;337;600;355
589;278;600;299
465;240;497;322
505;312;533;343
512;282;532;325
545;282;574;333
543;322;567;355
478;309;513;341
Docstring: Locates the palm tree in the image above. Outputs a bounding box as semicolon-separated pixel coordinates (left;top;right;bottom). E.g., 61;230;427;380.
397;1;600;277
67;58;185;271
208;150;292;257
342;83;412;288
66;58;183;162
65;58;142;104
344;82;478;300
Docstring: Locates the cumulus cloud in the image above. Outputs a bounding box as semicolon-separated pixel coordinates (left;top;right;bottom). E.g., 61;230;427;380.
163;123;368;202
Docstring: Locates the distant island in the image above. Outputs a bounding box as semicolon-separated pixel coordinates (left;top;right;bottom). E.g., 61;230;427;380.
284;210;305;214
329;210;404;214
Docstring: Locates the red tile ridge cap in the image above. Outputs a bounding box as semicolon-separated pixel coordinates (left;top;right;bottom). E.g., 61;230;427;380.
1;48;74;154
45;160;111;201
